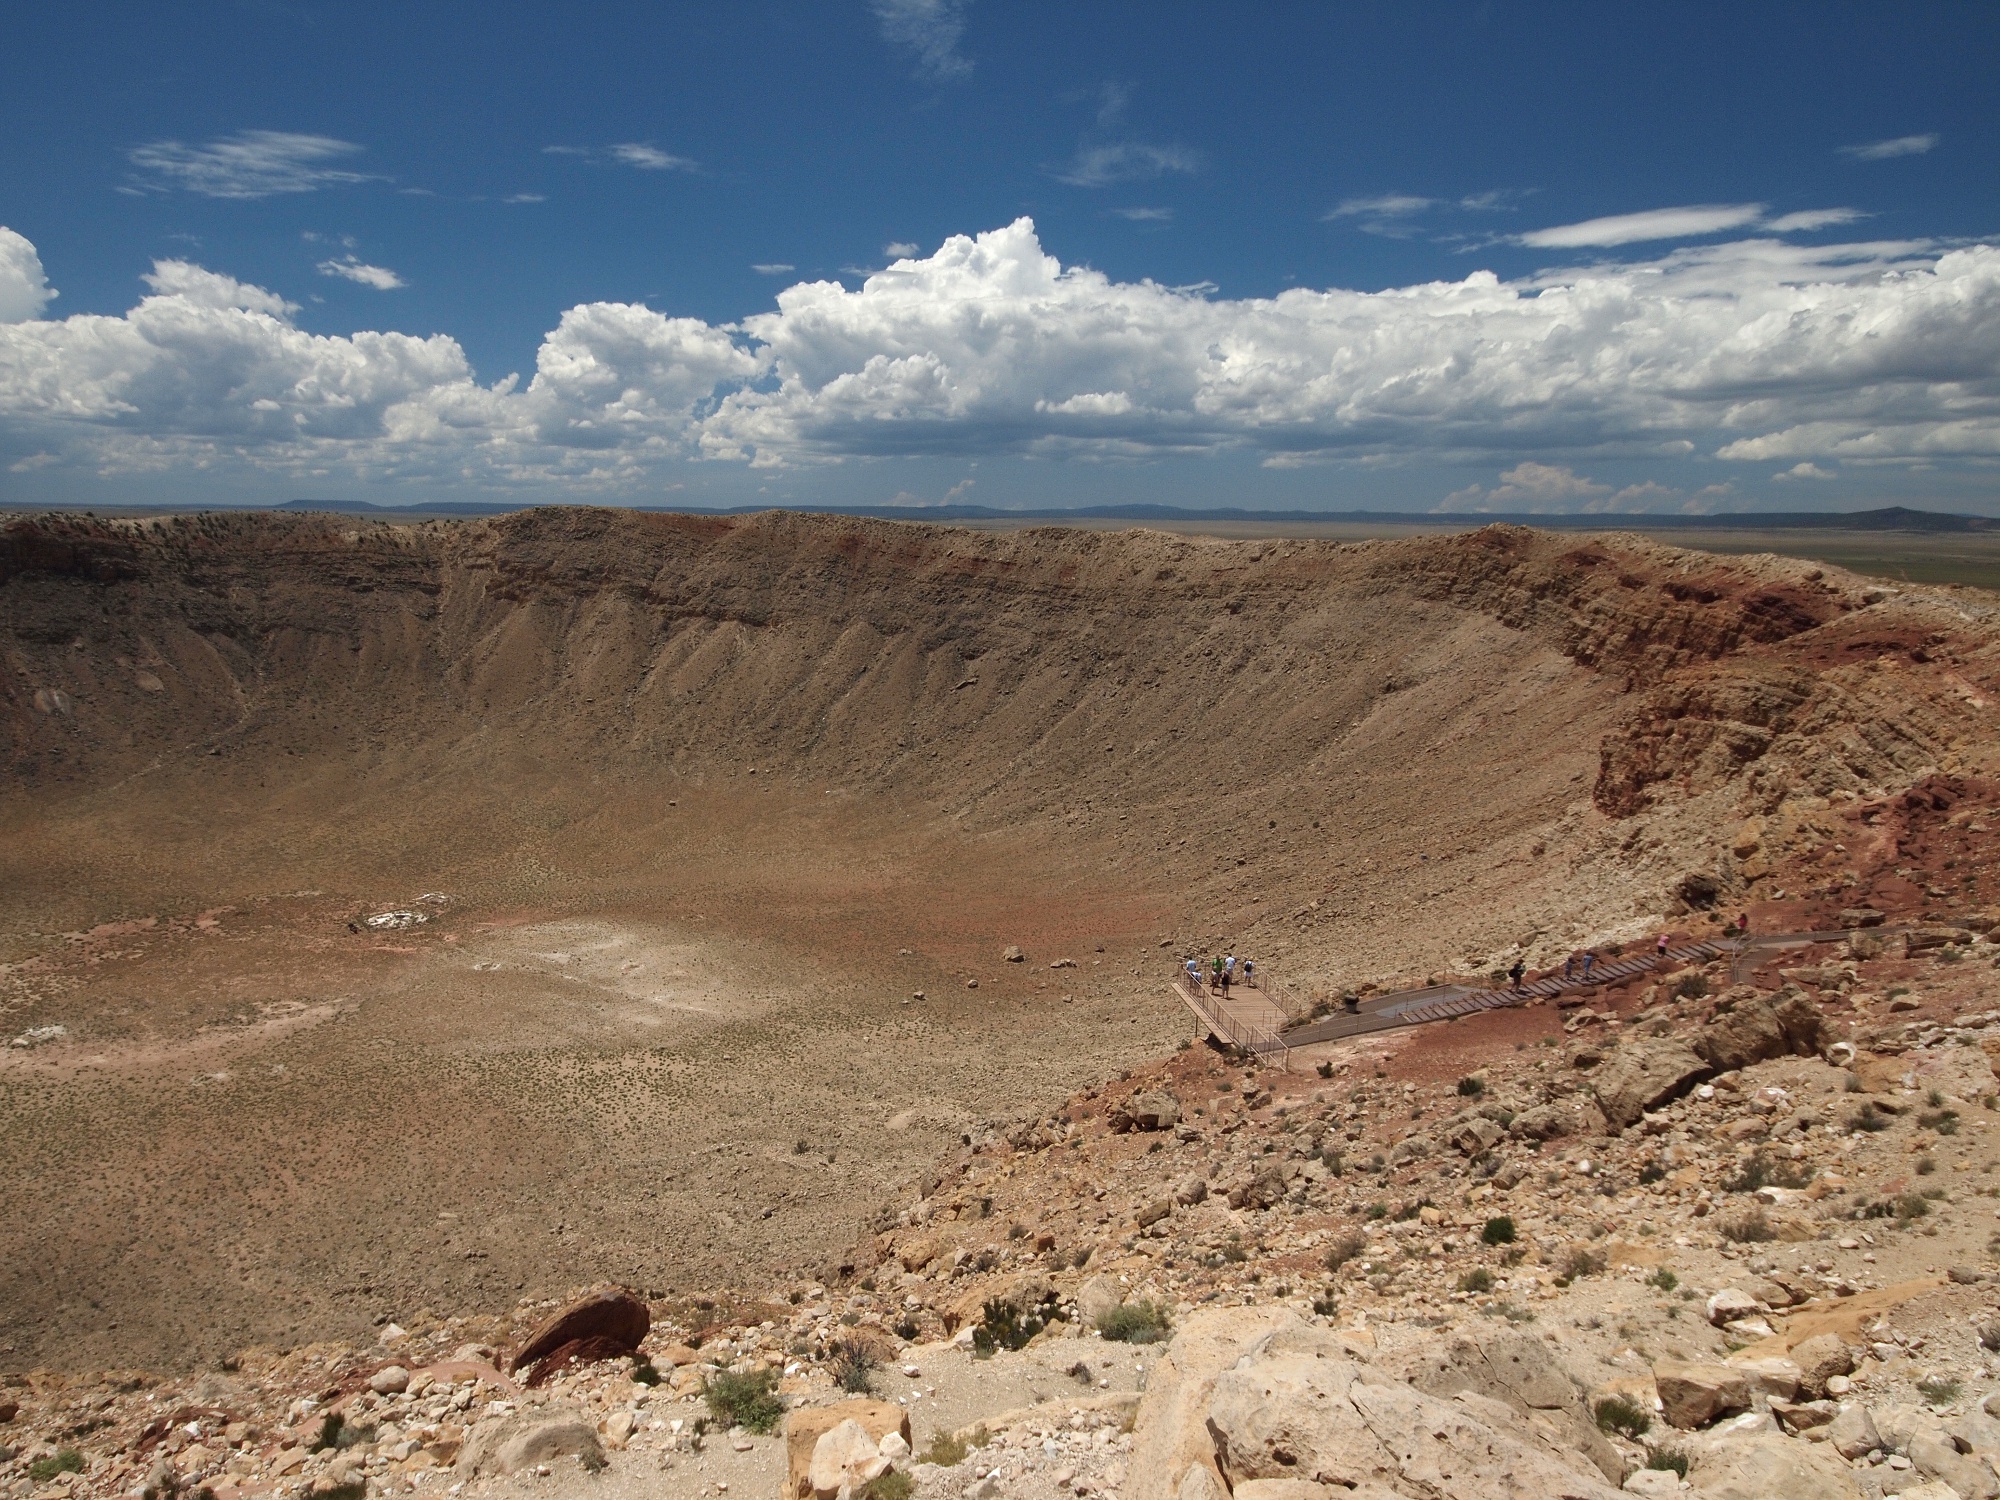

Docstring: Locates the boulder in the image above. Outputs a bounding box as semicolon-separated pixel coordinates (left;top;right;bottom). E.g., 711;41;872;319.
459;1414;603;1476
1129;1306;1299;1500
1622;1471;1680;1498
942;1271;1053;1334
1826;1401;1880;1459
509;1288;650;1375
896;1234;940;1272
806;1420;890;1498
1137;1198;1172;1229
1683;1425;1862;1500
1731;1356;1801;1401
1402;1327;1623;1481
1127;1090;1183;1131
1234;1484;1338;1500
1911;1428;2000;1499
1199;1331;1625;1498
783;1400;911;1500
1510;1097;1609;1141
1076;1275;1122;1327
368;1365;410;1395
1694;991;1788;1072
1227;1164;1289;1210
1174;1175;1209;1207
1593;1040;1710;1129
1450;1117;1505;1156
1003;945;1026;962
1705;1289;1764;1328
1772;988;1829;1055
1791;1333;1855;1400
1652;1361;1751;1428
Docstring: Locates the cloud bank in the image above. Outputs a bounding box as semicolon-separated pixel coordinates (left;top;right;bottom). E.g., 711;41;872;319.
3;219;1999;490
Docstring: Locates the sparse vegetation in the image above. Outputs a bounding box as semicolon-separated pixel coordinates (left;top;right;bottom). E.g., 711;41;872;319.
1558;1246;1606;1283
1850;1102;1890;1132
1720;1206;1776;1244
1482;1215;1517;1245
1097;1300;1171;1344
1646;1445;1692;1478
1648;1267;1678;1292
829;1336;877;1393
856;1473;913;1500
975;1295;1061;1354
1457;1268;1494;1294
1724;1151;1812;1193
29;1452;84;1483
1456;1075;1484;1097
1593;1395;1652;1439
1325;1229;1368;1271
1917;1375;1963;1405
703;1367;783;1434
918;1427;988;1466
1919;1107;1961;1135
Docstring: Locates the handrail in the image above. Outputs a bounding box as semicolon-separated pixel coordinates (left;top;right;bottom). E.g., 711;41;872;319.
1171;971;1292;1067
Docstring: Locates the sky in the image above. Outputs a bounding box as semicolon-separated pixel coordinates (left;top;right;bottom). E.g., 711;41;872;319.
1;1;1997;515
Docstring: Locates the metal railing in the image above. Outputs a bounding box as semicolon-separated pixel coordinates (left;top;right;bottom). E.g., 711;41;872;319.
1172;971;1292;1067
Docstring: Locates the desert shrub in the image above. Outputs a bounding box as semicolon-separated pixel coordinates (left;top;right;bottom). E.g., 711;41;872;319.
1594;1395;1652;1439
1098;1300;1171;1344
629;1355;661;1386
1897;1192;1932;1221
829;1336;876;1393
1720;1207;1776;1244
1850;1103;1889;1133
918;1426;987;1465
1325;1229;1368;1271
1458;1268;1494;1294
1724;1152;1812;1193
1917;1156;1937;1176
1456;1075;1485;1097
1365;1201;1388;1220
974;1296;1059;1355
704;1367;783;1434
1648;1267;1679;1292
1638;1162;1665;1185
1674;972;1709;1001
1560;1247;1606;1282
1646;1445;1692;1477
1482;1216;1517;1245
29;1452;84;1483
1919;1108;1961;1135
856;1473;914;1500
1312;1292;1340;1316
1917;1375;1963;1405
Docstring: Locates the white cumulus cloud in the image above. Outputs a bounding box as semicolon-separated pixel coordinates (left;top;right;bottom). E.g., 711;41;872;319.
1775;461;1837;481
0;228;56;322
4;219;2000;489
128;131;374;198
317;257;405;290
1841;133;1939;161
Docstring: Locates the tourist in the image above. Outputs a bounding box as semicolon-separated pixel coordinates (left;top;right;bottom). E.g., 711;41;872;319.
1242;957;1255;986
1562;953;1575;981
1580;951;1595;981
1656;933;1670;957
1508;958;1526;990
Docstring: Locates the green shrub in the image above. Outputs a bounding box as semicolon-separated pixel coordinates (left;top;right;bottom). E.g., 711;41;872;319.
1324;1230;1368;1271
1482;1216;1517;1246
1919;1108;1961;1135
29;1452;84;1483
1720;1207;1776;1244
829;1336;876;1393
1917;1375;1963;1405
918;1426;987;1465
1850;1103;1889;1133
1594;1395;1652;1439
1648;1267;1678;1292
856;1473;914;1500
1098;1300;1171;1345
973;1295;1062;1354
1724;1152;1812;1193
704;1367;784;1434
1457;1268;1494;1294
1456;1075;1485;1097
1674;973;1709;1000
1561;1246;1606;1282
1646;1445;1692;1477
629;1355;661;1386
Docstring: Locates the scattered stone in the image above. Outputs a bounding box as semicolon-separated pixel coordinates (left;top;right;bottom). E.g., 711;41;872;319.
1003;945;1026;963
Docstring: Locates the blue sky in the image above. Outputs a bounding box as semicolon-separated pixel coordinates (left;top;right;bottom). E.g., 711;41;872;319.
2;1;1997;513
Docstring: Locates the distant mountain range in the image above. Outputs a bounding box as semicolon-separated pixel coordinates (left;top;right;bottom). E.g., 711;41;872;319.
264;498;1999;532
6;496;1992;532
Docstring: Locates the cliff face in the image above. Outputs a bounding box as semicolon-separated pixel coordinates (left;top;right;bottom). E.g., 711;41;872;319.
3;506;1996;956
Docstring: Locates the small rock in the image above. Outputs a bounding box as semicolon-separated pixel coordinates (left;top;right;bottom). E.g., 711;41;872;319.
1003;945;1026;963
1949;1265;1983;1285
368;1365;410;1395
1623;1470;1682;1498
1705;1288;1765;1328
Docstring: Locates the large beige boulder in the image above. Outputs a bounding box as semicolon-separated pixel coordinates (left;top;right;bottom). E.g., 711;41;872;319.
457;1413;602;1476
1592;1040;1709;1129
1126;1306;1303;1500
1790;1333;1855;1399
1826;1401;1880;1459
806;1419;889;1499
1402;1328;1622;1480
1203;1343;1624;1499
1685;1426;1861;1500
1652;1361;1751;1428
783;1400;910;1499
